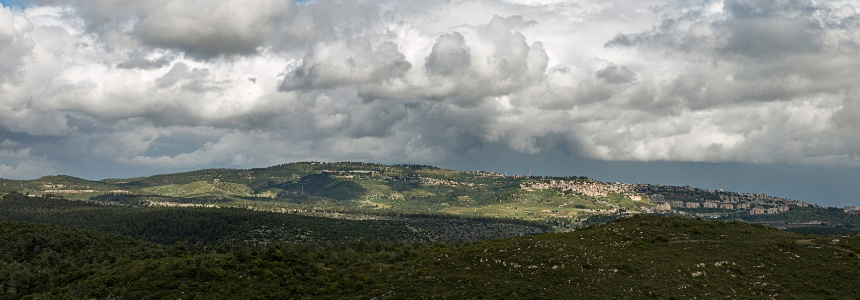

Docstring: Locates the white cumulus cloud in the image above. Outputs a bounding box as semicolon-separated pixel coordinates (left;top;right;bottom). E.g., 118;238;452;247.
1;0;860;178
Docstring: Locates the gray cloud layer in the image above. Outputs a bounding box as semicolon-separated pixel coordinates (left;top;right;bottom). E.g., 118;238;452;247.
1;0;860;179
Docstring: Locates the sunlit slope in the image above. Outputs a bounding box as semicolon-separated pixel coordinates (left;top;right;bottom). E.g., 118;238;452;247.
5;162;652;226
141;181;253;197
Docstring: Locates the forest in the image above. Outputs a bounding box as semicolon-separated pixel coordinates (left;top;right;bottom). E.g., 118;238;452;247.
0;194;550;245
2;204;859;298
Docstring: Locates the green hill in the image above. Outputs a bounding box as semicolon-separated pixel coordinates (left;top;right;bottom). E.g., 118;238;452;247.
1;162;652;229
2;161;859;232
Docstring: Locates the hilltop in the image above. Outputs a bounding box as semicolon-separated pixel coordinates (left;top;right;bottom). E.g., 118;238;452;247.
2;161;859;232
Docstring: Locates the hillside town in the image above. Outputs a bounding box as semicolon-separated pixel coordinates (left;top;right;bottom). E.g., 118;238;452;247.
419;177;476;187
637;184;813;217
516;179;821;217
520;179;634;197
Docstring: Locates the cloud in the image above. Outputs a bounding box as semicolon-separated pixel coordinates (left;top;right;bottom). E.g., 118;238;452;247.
279;39;411;91
0;159;55;179
116;51;174;70
425;32;472;76
22;0;295;58
0;137;54;179
156;62;219;92
130;0;295;58
2;0;860;178
587;0;860;164
303;0;380;40
0;139;22;148
595;65;637;84
0;4;34;83
356;15;549;105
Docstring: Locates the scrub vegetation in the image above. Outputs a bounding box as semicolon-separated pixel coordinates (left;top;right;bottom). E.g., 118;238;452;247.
2;214;858;299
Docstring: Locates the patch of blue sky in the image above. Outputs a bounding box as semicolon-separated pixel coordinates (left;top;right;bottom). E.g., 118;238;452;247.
0;0;30;8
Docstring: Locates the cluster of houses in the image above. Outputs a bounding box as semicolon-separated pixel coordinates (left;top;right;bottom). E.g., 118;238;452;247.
516;179;829;217
846;206;860;215
639;184;810;206
637;183;817;216
419;177;475;187
372;174;476;188
650;197;793;215
749;206;791;215
520;179;633;197
472;171;527;178
42;189;96;194
40;189;131;195
321;169;378;179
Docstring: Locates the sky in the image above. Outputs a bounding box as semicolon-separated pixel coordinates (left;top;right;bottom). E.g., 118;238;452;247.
0;0;859;207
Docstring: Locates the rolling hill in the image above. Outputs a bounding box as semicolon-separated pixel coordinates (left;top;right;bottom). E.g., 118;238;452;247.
2;161;858;232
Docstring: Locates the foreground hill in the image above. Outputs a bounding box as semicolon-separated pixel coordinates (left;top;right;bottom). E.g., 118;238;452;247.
2;215;858;298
